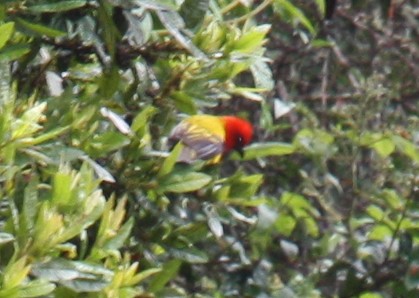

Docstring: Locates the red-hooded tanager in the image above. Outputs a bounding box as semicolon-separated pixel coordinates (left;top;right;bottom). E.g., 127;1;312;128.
169;115;253;164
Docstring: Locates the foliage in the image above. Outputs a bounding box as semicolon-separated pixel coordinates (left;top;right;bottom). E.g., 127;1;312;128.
0;0;418;297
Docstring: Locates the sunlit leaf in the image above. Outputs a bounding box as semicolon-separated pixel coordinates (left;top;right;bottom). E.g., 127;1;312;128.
371;137;395;157
366;205;384;221
131;105;157;135
227;25;270;54
311;39;334;48
274;0;316;34
368;224;393;241
0;22;14;49
3;256;31;289
19;280;56;297
158;142;182;177
159;171;212;193
103;217;134;250
359;292;384;298
129;268;162;285
275;214;297;236
240;142;295;160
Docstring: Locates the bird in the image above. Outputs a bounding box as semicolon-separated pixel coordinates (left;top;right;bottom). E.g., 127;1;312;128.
169;114;253;164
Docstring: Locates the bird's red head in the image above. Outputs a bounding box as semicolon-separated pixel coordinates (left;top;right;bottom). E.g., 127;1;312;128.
222;116;253;155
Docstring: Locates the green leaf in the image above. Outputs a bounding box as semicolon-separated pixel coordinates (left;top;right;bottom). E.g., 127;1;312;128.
366;205;384;221
129;268;162;285
31;258;113;282
174;223;209;243
179;0;209;29
21;177;39;237
28;126;70;145
229;174;263;198
359;292;384;298
392;135;419;162
159;171;212;193
240;142;295;160
99;66;120;98
158;142;183;177
0;22;14;49
275;214;297;236
52;170;73;206
16;18;66;38
27;1;87;13
19;280;56;298
131;105;157;135
311;39;334;48
61;279;108;293
97;2;118;57
89;132;130;156
281;192;313;212
280;192;319;237
12;102;46;139
304;217;319;237
103;217;134;250
314;0;325;15
368;224;393;241
274;0;316;34
3;256;31;289
148;259;182;293
370;137;395;157
229;25;271;54
171;91;197;114
0;44;31;61
170;247;209;263
381;189;403;210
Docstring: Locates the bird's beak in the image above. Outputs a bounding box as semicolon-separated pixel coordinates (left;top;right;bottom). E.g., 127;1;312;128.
235;147;244;158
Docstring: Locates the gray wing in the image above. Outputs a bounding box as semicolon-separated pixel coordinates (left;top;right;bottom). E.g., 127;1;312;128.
170;121;224;162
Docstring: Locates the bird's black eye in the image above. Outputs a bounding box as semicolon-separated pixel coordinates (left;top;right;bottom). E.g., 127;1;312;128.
237;136;244;147
234;136;245;157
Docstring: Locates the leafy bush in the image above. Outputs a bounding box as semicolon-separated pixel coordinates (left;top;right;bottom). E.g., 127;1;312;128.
0;0;418;297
